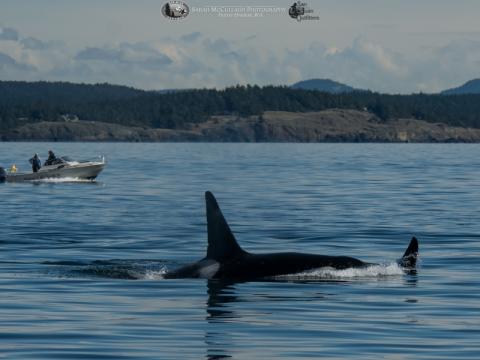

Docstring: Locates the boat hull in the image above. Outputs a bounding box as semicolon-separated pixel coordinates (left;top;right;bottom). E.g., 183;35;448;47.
5;162;105;182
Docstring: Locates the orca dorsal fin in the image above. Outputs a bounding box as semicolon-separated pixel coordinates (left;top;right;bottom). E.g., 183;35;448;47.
399;236;419;268
205;191;245;261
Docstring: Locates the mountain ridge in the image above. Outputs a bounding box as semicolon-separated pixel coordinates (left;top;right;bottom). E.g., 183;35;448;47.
441;79;480;95
291;78;361;93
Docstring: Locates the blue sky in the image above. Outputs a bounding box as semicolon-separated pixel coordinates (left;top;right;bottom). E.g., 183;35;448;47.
1;0;480;92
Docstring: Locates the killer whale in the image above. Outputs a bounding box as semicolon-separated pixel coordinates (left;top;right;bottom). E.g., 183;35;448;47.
164;191;419;280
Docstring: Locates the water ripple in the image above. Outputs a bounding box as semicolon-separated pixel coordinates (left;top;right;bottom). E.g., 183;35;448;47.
1;143;480;359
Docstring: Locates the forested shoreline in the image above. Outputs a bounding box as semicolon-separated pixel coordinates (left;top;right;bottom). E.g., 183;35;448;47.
2;81;480;134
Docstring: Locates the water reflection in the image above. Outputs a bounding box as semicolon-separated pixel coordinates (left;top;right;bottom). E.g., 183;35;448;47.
205;280;237;359
206;280;238;321
202;274;419;359
203;279;332;360
404;271;418;286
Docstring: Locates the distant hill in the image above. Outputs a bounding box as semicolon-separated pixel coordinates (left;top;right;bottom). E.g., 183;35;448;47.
291;79;360;93
441;79;480;95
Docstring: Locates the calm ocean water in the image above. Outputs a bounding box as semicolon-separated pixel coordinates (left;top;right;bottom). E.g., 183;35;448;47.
1;143;480;359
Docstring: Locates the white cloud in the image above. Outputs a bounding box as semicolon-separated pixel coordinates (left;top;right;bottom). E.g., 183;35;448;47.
180;32;202;43
75;43;172;69
21;37;49;50
0;27;19;41
351;37;407;76
278;38;409;92
1;26;480;93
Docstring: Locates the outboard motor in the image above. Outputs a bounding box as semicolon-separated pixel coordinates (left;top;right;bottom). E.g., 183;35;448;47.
0;167;6;183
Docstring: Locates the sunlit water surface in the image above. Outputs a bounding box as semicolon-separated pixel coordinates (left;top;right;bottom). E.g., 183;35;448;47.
1;143;479;359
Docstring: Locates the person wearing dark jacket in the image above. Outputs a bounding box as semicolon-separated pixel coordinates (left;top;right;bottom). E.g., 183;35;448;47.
29;153;42;173
44;150;57;166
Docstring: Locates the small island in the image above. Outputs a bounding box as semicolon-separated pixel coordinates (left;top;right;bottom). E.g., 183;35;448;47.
2;80;480;142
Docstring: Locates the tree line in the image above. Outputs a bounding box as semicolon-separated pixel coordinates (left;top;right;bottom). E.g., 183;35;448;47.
1;81;480;131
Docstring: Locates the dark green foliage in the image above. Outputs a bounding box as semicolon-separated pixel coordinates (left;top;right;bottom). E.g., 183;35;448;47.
0;81;145;104
1;81;480;131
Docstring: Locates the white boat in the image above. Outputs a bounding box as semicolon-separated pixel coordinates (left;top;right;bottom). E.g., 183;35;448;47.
0;156;106;182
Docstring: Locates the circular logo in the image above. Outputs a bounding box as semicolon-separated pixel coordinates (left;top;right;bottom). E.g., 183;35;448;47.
289;2;305;20
162;1;189;20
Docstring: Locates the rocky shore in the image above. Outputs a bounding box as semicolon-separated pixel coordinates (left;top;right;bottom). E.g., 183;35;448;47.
2;109;480;142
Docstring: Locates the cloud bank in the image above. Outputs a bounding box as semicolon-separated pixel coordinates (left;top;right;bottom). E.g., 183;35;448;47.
1;26;479;93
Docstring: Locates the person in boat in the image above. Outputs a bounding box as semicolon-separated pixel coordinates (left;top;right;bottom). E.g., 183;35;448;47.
44;150;57;166
29;153;42;173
